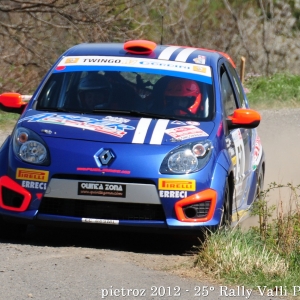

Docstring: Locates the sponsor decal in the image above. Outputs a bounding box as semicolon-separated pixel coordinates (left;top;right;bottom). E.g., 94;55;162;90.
36;193;43;200
226;136;237;166
82;218;119;225
78;182;126;198
65;57;80;64
171;120;186;125
20;114;135;138
186;121;200;126
22;181;47;190
231;155;237;165
231;129;245;183
193;65;207;73
63;57;138;66
159;179;196;191
16;168;49;182
193;55;206;64
83;58;122;64
159;190;188;198
56;66;65;71
77;167;130;174
56;55;212;79
252;135;262;170
232;209;248;222
165;125;208;141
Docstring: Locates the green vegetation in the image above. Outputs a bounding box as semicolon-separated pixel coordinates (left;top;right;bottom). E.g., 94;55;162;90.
0;110;19;130
195;183;300;295
245;73;300;109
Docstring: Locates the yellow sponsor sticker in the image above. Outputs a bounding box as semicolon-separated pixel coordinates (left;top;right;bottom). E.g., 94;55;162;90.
65;57;80;64
158;178;196;191
231;156;237;165
193;65;207;73
232;210;248;222
16;168;49;182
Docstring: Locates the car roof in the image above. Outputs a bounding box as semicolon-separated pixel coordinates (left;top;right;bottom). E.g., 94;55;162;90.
62;40;236;68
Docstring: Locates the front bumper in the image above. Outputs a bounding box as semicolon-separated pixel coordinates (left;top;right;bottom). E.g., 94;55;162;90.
0;175;221;230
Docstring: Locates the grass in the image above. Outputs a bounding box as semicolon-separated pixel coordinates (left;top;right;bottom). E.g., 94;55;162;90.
195;183;300;295
195;230;291;287
0;110;19;130
244;73;300;109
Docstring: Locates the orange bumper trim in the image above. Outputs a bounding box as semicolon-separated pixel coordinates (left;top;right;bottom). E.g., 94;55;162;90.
175;189;217;222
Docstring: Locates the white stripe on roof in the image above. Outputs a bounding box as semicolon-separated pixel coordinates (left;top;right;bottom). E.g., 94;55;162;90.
158;46;181;60
175;48;198;62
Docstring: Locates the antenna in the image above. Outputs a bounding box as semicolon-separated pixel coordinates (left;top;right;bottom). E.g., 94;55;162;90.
160;15;164;45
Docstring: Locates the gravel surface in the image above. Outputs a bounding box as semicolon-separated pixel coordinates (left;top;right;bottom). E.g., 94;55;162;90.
1;108;299;299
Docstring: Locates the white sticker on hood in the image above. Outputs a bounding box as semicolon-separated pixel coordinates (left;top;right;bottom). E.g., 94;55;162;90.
165;125;208;140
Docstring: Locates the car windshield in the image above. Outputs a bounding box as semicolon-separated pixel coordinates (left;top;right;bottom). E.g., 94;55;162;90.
36;69;214;121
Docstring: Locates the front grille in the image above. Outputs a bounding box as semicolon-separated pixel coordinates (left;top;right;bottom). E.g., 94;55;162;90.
1;186;24;208
183;201;211;219
39;197;165;221
52;174;155;185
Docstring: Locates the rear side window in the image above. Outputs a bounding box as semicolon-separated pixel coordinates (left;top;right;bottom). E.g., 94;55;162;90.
225;62;247;108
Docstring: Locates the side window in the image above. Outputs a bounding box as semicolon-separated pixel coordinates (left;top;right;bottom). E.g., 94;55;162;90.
225;62;247;108
36;73;64;108
220;65;237;117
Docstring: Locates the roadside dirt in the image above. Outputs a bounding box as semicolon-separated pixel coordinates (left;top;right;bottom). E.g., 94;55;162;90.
0;108;299;299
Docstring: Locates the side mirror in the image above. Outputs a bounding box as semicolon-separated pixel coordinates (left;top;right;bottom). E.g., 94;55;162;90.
0;93;31;114
227;108;261;130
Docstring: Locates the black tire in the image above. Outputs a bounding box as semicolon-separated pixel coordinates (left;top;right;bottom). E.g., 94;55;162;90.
219;179;232;230
0;217;27;240
254;170;264;202
205;179;232;234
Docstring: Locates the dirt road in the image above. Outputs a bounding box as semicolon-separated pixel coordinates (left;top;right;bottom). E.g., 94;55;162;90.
0;108;299;299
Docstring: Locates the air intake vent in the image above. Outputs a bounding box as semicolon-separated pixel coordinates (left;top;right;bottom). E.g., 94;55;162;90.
2;186;24;208
183;201;211;219
124;40;157;55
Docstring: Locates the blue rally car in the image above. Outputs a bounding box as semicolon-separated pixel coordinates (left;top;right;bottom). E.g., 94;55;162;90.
0;40;264;236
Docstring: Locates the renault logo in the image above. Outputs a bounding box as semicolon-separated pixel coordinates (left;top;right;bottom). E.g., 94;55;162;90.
94;148;115;167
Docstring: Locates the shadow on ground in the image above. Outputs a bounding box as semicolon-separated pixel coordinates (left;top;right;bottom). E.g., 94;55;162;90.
0;224;205;256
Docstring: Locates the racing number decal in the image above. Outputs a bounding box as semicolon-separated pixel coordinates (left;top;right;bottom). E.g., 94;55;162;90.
232;129;245;183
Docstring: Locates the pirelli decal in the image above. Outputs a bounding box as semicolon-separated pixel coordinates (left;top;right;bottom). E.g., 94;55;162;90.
158;179;196;191
16;168;49;182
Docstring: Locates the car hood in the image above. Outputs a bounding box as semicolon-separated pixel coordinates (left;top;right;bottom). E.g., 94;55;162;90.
19;111;215;145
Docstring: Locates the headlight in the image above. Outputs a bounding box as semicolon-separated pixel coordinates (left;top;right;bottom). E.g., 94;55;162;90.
160;140;212;174
13;127;50;165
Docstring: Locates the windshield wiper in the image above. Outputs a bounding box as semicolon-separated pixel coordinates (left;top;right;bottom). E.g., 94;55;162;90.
92;109;177;120
37;107;82;113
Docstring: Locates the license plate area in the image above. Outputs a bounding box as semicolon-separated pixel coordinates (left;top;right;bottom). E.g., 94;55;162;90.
78;182;126;198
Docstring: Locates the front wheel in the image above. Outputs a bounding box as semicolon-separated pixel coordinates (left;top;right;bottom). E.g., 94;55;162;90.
206;179;232;234
219;179;232;229
254;170;264;202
